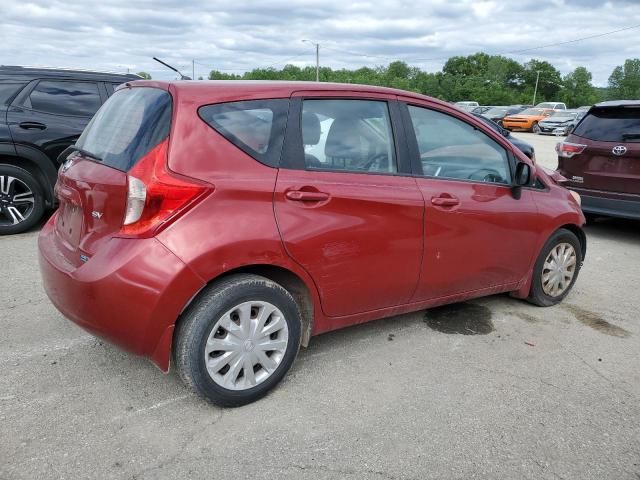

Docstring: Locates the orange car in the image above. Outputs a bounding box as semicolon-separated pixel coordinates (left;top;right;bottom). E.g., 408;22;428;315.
502;108;553;133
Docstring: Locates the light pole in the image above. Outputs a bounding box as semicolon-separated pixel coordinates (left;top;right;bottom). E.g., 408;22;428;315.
532;70;541;106
302;39;320;82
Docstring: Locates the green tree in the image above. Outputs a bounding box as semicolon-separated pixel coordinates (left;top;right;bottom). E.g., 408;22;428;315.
136;71;152;79
560;67;598;107
608;59;640;99
521;60;563;103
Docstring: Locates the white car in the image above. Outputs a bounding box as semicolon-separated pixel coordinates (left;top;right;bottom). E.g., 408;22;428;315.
535;102;567;111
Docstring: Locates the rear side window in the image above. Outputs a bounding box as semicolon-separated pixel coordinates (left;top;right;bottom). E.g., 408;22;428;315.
76;87;172;171
199;99;289;167
573;107;640;142
28;80;101;117
0;82;26;105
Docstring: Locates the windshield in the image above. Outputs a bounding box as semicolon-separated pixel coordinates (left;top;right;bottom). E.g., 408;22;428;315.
76;87;172;171
549;111;577;119
518;108;544;116
484;107;508;116
573;107;640;142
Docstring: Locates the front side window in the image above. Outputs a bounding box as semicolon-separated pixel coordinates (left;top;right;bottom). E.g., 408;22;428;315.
199;99;289;167
28;80;101;116
301;99;397;174
407;105;510;185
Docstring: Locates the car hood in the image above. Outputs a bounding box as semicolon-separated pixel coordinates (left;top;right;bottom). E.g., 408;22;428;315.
540;165;568;184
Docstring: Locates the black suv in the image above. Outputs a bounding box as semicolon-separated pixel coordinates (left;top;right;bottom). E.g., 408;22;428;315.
0;66;140;234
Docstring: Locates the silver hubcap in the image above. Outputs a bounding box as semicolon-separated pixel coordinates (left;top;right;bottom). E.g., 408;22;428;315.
541;242;577;297
204;301;289;391
0;175;35;226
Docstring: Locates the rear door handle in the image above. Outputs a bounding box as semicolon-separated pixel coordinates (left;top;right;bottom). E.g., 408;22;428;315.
431;196;460;207
19;122;46;130
285;190;330;202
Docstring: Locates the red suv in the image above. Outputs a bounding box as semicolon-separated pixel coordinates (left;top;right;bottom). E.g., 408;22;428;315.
557;101;640;220
39;81;586;406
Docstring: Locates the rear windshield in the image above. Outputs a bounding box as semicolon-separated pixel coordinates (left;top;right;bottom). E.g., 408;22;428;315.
573;107;640;143
199;99;289;167
75;87;172;171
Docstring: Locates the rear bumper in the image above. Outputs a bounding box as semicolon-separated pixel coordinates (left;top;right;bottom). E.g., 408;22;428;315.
569;187;640;220
38;215;205;371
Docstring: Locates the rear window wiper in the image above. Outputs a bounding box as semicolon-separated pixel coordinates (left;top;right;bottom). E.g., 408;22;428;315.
61;145;103;163
621;133;640;140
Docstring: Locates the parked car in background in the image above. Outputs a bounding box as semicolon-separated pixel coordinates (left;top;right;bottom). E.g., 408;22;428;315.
473;113;535;160
535;102;566;110
454;101;479;112
471;106;492;114
482;106;528;126
0;66;140;234
557;100;640;220
537;110;586;136
39;80;585;407
502;107;554;133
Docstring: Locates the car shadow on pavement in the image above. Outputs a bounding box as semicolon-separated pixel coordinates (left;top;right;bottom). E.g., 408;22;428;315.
584;216;640;244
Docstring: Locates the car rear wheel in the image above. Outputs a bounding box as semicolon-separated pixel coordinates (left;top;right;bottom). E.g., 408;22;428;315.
174;274;302;407
0;164;45;235
532;122;541;134
528;228;582;306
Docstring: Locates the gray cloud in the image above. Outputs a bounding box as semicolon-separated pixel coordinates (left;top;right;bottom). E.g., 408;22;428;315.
1;0;638;85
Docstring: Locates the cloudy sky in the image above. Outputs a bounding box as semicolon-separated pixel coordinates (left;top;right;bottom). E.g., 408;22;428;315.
1;0;639;85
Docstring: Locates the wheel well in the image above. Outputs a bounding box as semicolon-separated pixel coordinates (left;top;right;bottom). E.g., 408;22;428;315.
560;223;587;259
0;155;55;206
211;265;315;347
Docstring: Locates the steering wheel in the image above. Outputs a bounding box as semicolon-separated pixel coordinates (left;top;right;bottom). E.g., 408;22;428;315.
362;153;389;171
468;168;503;183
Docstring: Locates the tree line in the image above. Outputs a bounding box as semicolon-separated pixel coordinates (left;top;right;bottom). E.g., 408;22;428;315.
140;54;640;108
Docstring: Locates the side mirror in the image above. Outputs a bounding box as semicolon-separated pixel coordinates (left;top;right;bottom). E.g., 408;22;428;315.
512;162;531;199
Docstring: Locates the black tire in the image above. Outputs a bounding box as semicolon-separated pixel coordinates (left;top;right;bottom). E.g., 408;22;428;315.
532;122;540;134
528;228;583;307
174;274;302;407
0;164;45;235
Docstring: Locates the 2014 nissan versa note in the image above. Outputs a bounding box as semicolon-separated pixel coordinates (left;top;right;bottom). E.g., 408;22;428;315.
39;81;586;406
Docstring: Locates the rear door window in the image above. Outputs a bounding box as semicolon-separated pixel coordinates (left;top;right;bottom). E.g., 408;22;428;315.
573;107;640;142
0;82;27;105
300;99;397;174
199;99;289;167
27;80;101;117
75;87;172;171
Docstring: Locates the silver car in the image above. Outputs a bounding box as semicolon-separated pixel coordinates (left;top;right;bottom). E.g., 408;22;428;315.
537;110;586;136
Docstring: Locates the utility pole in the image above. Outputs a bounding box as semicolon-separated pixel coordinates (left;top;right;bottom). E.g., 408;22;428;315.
302;40;320;82
532;70;541;106
192;60;195;81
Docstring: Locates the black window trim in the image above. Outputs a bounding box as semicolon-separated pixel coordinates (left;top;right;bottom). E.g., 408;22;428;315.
399;101;517;187
198;97;290;168
13;78;102;118
280;96;413;177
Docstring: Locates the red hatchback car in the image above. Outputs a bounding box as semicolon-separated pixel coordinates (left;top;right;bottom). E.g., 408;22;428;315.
39;81;586;406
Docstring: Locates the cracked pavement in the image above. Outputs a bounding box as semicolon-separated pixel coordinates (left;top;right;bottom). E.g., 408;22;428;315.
1;133;639;479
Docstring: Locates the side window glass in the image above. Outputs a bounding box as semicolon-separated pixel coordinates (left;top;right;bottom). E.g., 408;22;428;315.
407;105;510;185
302;99;396;174
199;99;289;167
28;81;101;116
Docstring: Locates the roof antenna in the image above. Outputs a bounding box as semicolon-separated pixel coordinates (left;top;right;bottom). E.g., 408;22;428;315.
152;57;191;80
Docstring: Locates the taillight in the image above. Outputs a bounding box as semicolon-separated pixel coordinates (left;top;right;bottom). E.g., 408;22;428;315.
556;141;587;158
119;140;212;238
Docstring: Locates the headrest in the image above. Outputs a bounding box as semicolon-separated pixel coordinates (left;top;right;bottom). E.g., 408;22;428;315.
302;111;321;145
324;117;364;161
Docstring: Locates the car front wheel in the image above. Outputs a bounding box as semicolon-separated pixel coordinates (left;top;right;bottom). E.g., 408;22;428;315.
0;164;45;235
528;228;582;306
174;274;302;407
532;122;541;134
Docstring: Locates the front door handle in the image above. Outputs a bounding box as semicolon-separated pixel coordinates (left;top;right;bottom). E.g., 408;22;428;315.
19;122;46;130
431;196;460;207
285;190;330;202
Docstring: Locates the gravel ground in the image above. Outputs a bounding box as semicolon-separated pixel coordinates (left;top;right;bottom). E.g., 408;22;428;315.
1;133;638;480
